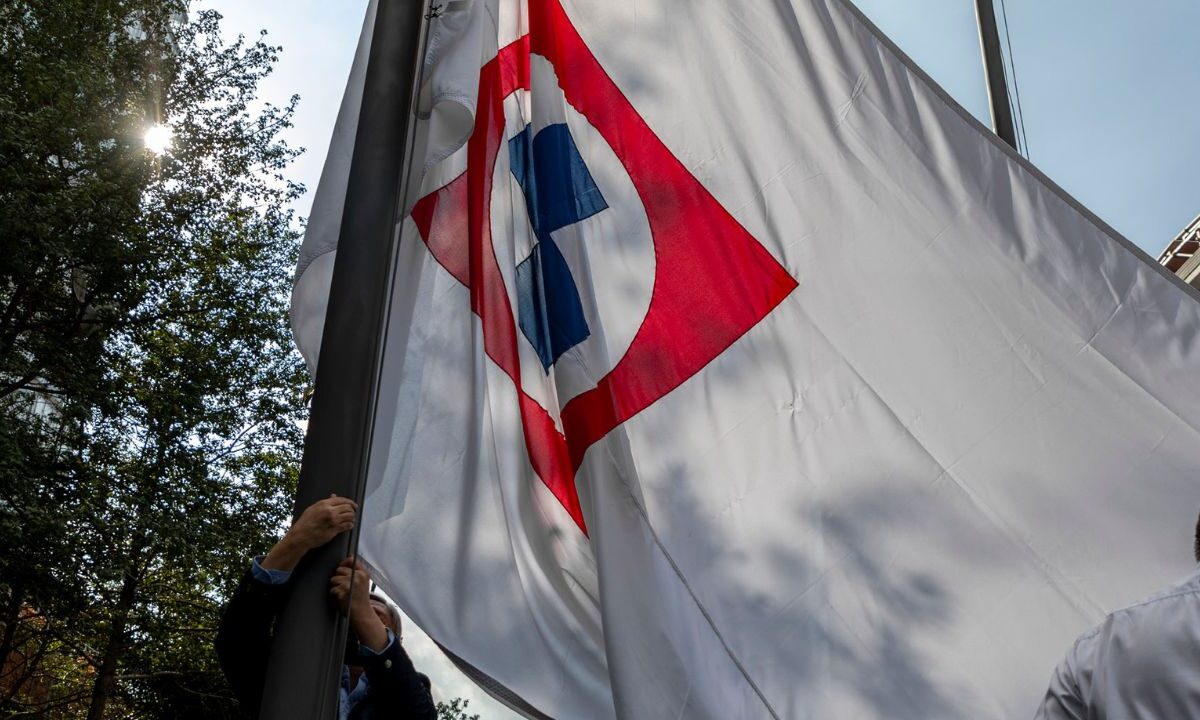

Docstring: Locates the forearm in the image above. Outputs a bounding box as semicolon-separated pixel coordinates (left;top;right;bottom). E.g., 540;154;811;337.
260;534;309;572
351;611;389;653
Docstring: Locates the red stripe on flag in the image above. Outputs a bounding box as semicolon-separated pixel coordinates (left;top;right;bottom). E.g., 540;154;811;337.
410;36;586;533
410;174;469;286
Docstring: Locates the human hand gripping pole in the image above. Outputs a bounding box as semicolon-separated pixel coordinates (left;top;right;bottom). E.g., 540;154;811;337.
330;557;389;652
214;494;360;715
261;494;358;573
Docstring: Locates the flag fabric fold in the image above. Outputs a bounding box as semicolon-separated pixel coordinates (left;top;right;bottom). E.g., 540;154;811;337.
293;0;1200;717
291;0;488;373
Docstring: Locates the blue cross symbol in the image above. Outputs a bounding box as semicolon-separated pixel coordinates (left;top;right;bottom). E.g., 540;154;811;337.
509;122;608;372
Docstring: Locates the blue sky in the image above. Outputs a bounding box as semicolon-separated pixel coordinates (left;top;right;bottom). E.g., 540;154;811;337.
200;0;1199;715
854;0;1200;253
207;0;1200;258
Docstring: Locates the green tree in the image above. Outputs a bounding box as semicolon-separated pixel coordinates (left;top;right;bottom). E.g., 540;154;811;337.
0;2;307;717
437;697;482;720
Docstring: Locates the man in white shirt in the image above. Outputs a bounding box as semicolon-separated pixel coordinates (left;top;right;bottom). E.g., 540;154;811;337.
1034;512;1200;719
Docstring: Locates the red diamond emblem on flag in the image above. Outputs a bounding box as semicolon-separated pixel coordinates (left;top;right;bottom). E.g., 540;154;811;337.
411;0;797;534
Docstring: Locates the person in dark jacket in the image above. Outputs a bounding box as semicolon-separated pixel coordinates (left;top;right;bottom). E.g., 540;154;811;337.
215;495;436;719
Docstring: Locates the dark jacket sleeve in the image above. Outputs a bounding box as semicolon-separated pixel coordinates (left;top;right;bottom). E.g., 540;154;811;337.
215;568;292;715
360;637;437;720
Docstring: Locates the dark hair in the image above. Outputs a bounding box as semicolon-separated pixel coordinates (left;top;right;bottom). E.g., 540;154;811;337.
1194;511;1200;563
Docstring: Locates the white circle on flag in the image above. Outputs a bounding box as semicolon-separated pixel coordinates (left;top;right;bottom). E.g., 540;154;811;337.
492;54;656;423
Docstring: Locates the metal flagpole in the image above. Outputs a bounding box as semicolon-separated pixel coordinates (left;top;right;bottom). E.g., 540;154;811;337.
259;0;430;717
973;0;1019;150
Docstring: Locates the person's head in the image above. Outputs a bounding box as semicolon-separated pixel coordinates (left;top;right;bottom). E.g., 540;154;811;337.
1194;511;1200;563
369;592;402;640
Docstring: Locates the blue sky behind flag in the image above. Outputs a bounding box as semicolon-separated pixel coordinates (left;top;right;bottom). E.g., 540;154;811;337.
208;0;1200;256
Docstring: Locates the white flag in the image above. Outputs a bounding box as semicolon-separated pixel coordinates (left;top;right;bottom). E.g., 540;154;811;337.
293;0;1200;717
